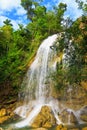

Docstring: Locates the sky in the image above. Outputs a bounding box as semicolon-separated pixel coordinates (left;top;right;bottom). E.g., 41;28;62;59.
0;0;85;30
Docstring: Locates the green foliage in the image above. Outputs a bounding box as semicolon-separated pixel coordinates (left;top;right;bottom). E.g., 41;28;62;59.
52;15;87;90
21;0;41;21
53;3;67;31
3;19;13;26
0;0;86;94
76;0;87;14
21;0;67;39
0;23;37;90
51;62;67;91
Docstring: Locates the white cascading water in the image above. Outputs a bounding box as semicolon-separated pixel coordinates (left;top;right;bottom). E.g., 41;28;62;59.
14;34;62;128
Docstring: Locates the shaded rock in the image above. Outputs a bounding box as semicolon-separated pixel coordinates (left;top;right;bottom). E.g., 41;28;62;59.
31;106;56;128
80;115;87;122
81;106;87;114
80;106;87;122
59;109;78;124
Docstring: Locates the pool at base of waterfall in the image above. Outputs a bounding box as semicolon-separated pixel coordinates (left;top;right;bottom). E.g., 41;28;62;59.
0;119;87;130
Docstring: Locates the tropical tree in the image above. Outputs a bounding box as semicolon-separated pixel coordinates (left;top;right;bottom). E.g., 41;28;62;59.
3;19;13;26
76;0;87;14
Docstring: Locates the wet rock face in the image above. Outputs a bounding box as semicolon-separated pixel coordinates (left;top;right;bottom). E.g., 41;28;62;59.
59;109;78;124
63;86;87;110
80;106;87;122
31;106;56;128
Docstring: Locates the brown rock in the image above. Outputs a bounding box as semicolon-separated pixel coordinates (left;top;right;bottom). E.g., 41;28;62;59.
43;122;52;128
0;108;6;117
82;127;87;130
31;106;56;128
56;124;63;130
56;124;67;130
0;116;10;123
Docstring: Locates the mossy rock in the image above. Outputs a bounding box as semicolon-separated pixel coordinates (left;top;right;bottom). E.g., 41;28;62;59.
43;122;52;128
56;124;67;130
0;116;10;124
31;106;56;128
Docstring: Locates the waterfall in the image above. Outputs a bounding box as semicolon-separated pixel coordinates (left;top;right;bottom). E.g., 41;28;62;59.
14;34;62;128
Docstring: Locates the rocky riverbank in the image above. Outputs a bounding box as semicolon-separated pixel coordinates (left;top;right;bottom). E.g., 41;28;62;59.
0;97;18;124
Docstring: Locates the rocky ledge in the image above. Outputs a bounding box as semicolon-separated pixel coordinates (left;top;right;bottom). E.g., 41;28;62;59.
31;105;56;128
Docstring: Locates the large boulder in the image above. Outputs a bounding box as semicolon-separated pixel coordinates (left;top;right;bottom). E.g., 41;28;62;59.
31;105;56;128
59;109;78;124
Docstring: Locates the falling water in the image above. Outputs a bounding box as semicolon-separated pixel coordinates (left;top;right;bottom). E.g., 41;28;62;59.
14;34;63;128
14;34;87;129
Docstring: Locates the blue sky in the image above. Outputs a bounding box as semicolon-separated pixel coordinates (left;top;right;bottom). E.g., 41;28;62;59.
0;0;85;30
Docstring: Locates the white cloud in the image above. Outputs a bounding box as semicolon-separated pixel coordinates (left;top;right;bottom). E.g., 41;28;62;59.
0;16;8;26
11;20;19;30
44;0;83;19
45;2;52;10
0;0;20;11
0;0;27;30
0;15;19;29
16;6;26;16
58;0;83;19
